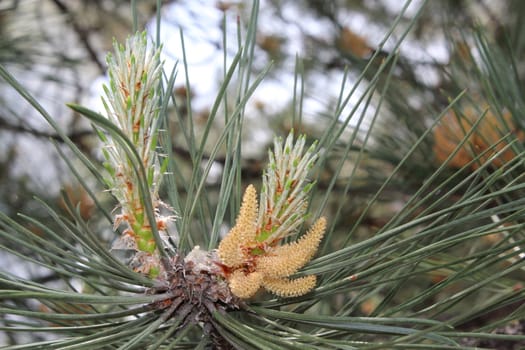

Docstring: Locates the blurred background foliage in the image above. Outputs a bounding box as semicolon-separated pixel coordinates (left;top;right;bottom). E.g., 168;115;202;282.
1;0;525;348
0;3;495;210
2;0;523;210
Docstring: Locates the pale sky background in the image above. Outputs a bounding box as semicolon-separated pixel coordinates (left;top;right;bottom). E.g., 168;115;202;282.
83;0;450;163
5;0;501;199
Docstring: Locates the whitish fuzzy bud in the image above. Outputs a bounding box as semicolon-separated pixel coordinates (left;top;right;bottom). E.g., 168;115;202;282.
101;31;165;208
98;31;172;276
257;131;318;243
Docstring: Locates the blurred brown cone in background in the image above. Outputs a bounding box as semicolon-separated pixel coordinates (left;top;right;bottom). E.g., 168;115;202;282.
433;106;525;170
337;27;372;59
